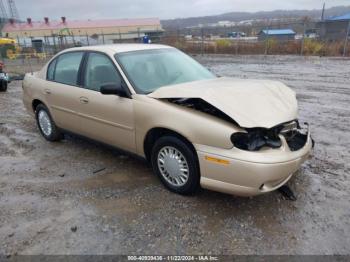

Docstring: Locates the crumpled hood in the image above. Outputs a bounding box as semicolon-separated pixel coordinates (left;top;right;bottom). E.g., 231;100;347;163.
148;77;298;128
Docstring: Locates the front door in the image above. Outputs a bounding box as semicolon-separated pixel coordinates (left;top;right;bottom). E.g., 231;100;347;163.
77;52;135;152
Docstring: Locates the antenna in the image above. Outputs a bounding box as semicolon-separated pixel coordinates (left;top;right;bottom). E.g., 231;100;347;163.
7;0;19;21
321;2;325;21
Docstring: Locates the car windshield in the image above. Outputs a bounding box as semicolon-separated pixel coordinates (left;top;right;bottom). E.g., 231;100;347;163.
115;48;215;94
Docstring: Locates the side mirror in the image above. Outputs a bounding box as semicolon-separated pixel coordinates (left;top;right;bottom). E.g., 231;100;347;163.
100;83;129;98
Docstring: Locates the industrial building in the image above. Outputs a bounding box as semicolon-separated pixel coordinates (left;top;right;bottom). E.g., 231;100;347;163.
317;12;350;41
257;29;296;41
1;17;164;47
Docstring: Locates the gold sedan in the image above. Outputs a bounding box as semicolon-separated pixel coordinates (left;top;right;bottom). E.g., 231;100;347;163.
23;44;312;196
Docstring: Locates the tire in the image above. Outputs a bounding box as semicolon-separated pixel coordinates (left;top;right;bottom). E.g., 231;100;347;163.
0;80;7;92
35;104;63;142
151;136;200;195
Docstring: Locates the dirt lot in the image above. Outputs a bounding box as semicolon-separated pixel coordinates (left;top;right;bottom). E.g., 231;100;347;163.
0;55;349;255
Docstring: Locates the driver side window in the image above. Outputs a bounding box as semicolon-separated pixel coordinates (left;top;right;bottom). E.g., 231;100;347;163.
84;52;121;92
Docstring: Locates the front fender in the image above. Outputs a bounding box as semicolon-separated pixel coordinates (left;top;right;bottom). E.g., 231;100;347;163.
133;95;242;157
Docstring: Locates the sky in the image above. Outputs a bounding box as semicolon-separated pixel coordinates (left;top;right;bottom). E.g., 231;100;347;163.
12;0;350;20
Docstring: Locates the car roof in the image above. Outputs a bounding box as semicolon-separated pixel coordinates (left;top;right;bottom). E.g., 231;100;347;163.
63;44;173;54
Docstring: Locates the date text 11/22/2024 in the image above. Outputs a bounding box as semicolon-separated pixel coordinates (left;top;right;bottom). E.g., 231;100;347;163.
127;255;219;261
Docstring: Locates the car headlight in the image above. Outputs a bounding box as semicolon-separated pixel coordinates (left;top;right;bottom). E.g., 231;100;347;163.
231;128;282;151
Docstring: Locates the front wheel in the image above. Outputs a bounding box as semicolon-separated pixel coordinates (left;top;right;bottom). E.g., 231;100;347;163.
35;104;63;142
151;136;200;195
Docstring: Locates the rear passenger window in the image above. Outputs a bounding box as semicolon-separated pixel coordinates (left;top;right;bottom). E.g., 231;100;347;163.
47;58;57;80
54;52;83;86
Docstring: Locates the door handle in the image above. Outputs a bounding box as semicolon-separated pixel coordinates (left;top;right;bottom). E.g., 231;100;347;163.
44;89;51;94
79;96;89;104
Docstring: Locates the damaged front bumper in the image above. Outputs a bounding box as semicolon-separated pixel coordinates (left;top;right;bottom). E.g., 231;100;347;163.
195;124;313;197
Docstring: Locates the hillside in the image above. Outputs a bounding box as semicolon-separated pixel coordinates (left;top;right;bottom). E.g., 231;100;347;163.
161;5;350;29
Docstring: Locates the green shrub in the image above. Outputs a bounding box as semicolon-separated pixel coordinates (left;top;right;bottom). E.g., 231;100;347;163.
215;39;231;49
303;39;324;55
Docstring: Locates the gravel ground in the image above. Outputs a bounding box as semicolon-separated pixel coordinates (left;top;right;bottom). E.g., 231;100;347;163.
0;55;349;255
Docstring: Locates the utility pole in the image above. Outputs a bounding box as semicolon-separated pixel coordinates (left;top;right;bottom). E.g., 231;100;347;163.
52;31;57;54
201;27;204;56
176;26;180;44
71;33;76;46
321;2;325;21
86;33;89;46
301;17;309;56
343;20;350;57
264;23;270;55
101;30;105;45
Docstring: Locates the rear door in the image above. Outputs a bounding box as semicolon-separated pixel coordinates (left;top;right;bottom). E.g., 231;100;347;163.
76;51;136;152
45;51;84;133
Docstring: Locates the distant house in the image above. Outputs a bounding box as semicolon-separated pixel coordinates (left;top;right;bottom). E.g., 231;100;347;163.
317;12;350;41
305;29;318;39
227;31;246;38
257;29;296;41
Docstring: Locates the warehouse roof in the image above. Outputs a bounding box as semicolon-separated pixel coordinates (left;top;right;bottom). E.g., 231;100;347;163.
259;29;296;35
326;12;350;21
3;18;161;32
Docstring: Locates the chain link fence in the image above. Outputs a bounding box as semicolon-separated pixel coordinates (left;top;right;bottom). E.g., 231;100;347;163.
2;20;349;77
1;31;157;76
160;20;350;57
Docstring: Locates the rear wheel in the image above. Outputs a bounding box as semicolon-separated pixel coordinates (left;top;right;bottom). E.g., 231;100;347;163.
151;136;200;195
35;104;63;141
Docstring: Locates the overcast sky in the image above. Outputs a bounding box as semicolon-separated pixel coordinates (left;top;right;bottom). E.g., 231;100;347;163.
13;0;350;20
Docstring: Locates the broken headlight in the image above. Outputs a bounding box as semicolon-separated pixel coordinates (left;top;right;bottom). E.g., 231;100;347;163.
231;121;312;152
282;122;310;151
231;128;282;151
